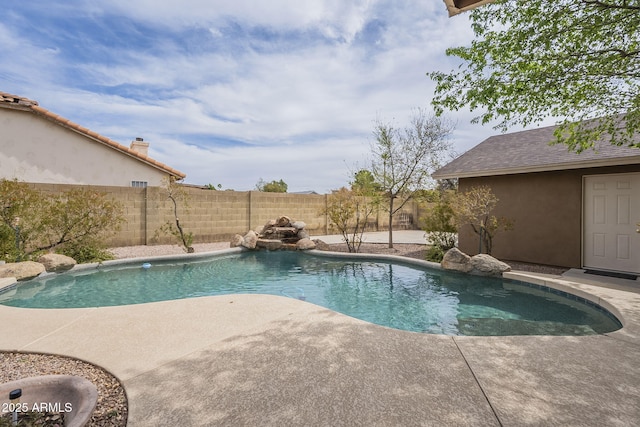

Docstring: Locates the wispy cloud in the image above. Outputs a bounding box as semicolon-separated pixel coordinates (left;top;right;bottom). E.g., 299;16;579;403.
1;0;499;192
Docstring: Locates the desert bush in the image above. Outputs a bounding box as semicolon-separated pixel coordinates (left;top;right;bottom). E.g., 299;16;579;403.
421;190;457;262
449;185;513;255
155;177;194;252
0;179;124;262
323;187;379;253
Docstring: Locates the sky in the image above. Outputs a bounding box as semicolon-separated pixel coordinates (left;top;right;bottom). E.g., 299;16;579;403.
2;0;508;193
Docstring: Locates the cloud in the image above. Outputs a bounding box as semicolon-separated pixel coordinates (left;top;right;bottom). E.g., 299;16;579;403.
1;0;501;192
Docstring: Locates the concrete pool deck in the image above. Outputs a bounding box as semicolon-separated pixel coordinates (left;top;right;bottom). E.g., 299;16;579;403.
1;234;639;426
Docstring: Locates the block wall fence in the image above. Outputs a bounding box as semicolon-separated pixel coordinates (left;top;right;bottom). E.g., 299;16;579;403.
29;184;427;247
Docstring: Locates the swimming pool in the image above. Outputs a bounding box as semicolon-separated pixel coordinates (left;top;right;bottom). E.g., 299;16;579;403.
0;250;621;336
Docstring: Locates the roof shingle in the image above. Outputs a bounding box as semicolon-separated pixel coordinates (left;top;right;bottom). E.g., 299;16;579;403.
433;123;640;179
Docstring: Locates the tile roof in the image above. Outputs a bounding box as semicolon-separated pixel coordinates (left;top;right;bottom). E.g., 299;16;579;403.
433;123;640;179
0;91;186;179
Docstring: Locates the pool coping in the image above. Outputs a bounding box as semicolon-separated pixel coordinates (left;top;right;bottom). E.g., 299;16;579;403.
1;248;640;425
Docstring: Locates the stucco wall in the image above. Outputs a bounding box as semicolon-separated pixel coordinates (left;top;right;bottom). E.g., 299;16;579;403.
458;164;640;268
27;184;422;247
0;108;169;187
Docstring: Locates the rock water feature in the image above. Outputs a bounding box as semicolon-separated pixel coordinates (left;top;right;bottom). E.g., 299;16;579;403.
232;216;317;251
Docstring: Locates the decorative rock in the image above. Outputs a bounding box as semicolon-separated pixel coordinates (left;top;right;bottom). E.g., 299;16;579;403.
469;254;511;277
0;261;46;281
276;216;291;227
296;238;316;250
256;239;283;251
37;253;77;273
257;219;277;235
264;226;295;234
242;230;258;249
441;248;472;273
239;216;313;251
291;221;306;230
312;239;331;251
0;375;98;427
230;234;244;248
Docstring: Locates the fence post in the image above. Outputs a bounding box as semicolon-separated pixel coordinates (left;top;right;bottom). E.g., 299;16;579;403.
248;191;254;232
144;186;149;245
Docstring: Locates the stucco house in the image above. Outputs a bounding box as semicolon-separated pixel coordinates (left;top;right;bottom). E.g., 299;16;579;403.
0;91;185;187
432;124;640;276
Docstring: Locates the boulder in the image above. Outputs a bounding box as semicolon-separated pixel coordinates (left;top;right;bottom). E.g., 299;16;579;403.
297;229;310;239
263;227;297;239
230;234;244;248
441;248;472;273
296;238;316;250
291;221;306;230
469;254;511;277
37;253;77;273
242;230;258;249
312;239;331;251
257;219;277;235
256;239;283;251
0;261;46;281
276;216;291;227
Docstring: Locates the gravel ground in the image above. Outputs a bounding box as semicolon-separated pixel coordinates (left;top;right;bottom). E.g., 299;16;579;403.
108;242;231;259
0;352;127;426
2;240;567;426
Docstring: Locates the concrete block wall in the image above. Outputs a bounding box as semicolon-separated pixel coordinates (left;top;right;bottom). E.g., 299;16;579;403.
26;184;422;247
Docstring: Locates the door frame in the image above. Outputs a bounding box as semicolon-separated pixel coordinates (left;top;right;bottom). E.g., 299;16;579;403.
582;172;640;275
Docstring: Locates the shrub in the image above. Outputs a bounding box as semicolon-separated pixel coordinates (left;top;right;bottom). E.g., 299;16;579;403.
0;179;124;263
421;190;457;262
322;187;378;253
449;185;513;255
56;240;115;264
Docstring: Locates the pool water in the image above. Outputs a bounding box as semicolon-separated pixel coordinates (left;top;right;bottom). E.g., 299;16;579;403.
0;251;621;336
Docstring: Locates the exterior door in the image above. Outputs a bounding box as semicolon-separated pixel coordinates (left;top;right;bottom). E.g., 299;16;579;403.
583;173;640;274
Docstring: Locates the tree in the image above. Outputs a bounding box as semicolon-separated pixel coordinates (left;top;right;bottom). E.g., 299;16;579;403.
371;109;454;248
256;178;288;193
351;169;383;194
448;186;513;255
323;187;378;253
156;177;194;253
430;0;640;152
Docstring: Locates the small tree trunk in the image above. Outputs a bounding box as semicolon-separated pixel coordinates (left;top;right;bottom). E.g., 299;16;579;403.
388;196;394;249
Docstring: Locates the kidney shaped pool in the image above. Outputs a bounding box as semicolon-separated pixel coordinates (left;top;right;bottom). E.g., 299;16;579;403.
0;250;622;336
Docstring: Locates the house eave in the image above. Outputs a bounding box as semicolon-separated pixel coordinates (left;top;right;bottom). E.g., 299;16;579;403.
443;0;495;17
28;104;187;180
433;156;640;180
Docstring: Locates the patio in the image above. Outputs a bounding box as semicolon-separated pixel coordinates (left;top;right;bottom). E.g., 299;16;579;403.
0;235;639;426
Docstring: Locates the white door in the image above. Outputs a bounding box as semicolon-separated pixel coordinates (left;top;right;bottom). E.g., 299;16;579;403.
583;173;640;274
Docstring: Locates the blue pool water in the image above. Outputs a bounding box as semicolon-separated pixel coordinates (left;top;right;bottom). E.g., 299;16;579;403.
0;251;621;336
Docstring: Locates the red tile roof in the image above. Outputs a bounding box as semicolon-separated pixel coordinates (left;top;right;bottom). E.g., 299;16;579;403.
0;91;186;179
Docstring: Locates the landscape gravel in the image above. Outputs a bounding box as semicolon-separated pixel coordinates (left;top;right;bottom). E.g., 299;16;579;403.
0;352;127;426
